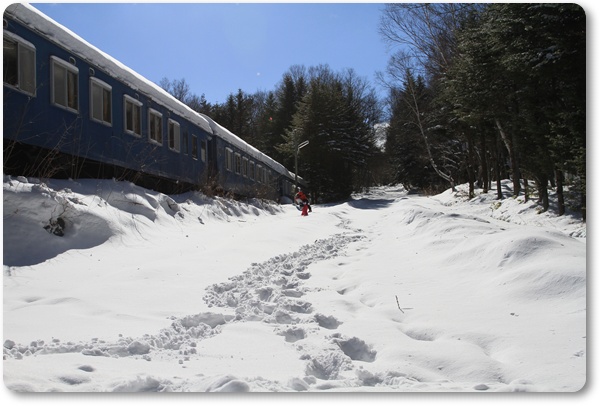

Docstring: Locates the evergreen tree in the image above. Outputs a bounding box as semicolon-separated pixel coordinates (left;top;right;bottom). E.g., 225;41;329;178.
211;89;254;143
385;85;431;191
458;3;585;212
278;65;379;201
380;2;586;219
251;90;279;159
186;93;212;115
516;3;585;216
441;8;509;198
272;67;308;169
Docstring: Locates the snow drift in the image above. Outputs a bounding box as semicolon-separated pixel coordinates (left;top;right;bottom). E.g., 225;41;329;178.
2;175;586;393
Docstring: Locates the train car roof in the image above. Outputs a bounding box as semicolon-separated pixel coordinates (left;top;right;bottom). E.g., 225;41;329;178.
198;113;291;176
5;3;298;179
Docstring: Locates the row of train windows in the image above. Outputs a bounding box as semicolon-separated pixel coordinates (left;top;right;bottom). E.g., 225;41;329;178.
282;180;295;196
224;148;272;184
3;32;207;161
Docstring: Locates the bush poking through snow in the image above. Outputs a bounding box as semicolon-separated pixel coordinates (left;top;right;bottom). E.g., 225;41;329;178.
43;216;66;236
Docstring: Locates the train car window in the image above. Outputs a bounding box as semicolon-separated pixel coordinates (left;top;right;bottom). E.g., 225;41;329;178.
191;135;198;160
234;153;241;175
225;148;233;172
90;77;112;125
249;161;255;180
3;32;36;95
200;140;207;163
242;157;248;177
168;119;180;152
51;56;79;112
257;165;263;184
124;95;142;136
148;108;163;145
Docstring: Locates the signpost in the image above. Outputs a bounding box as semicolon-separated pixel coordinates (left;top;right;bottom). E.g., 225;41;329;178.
294;140;309;189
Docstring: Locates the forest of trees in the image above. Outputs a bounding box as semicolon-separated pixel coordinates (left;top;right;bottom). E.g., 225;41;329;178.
160;3;585;219
160;65;382;203
381;3;585;219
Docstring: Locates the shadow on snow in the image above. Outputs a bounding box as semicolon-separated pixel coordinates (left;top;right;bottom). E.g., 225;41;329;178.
346;198;397;210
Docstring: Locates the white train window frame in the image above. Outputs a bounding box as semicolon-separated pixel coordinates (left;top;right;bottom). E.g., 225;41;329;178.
148;108;163;145
89;77;112;126
168;119;180;152
249;161;255;180
50;55;79;113
191;135;198;160
225;147;233;172
242;157;248;178
200;140;207;163
257;165;264;184
124;95;142;137
3;31;36;96
234;153;242;175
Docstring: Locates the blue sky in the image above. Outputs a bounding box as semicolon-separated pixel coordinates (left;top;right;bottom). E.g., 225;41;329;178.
31;2;392;104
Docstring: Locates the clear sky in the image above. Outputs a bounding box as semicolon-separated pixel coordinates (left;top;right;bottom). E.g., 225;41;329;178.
30;2;392;104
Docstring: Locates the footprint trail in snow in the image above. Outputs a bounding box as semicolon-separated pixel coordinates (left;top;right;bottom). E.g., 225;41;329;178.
4;223;374;390
203;230;379;383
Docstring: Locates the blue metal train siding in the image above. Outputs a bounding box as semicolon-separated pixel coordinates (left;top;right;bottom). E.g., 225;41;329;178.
3;12;211;189
4;5;303;201
212;136;280;200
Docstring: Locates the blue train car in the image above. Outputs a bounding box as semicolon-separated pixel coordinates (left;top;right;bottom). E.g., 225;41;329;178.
201;114;298;200
3;4;304;200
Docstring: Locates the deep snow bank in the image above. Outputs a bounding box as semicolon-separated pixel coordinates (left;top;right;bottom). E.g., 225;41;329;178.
2;177;586;393
3;175;283;267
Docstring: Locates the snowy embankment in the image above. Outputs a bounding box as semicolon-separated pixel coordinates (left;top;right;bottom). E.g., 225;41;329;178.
2;175;586;393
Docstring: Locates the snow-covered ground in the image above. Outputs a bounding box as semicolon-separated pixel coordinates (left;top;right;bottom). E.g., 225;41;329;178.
2;175;587;398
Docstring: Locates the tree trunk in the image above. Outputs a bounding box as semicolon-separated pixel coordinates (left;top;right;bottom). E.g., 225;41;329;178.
555;168;565;216
537;175;549;212
467;134;475;199
495;118;520;197
495;133;503;200
581;192;586;222
404;71;455;192
416;125;455;191
479;130;489;194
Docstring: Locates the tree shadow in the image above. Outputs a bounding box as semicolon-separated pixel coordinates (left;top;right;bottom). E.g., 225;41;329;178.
3;213;113;267
347;197;397;210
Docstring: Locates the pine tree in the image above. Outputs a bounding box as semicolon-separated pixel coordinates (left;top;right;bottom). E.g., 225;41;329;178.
386;86;429;190
271;67;309;169
480;3;584;212
186;93;212;115
251;90;279;159
278;65;379;201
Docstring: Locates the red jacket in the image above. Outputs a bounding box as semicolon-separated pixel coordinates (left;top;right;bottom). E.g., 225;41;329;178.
295;191;308;202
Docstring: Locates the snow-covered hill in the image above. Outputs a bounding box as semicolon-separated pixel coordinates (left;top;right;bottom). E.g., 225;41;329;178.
2;175;586;393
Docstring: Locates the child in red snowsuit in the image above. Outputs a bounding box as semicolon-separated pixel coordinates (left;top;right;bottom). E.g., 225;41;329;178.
301;202;309;216
295;188;311;216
